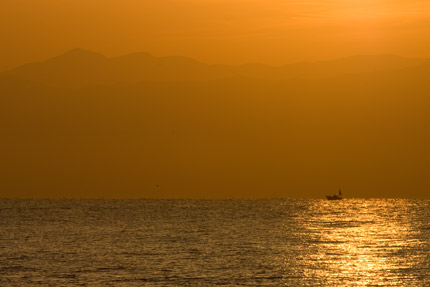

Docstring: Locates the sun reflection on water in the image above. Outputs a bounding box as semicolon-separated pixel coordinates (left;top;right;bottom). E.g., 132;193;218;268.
284;199;428;286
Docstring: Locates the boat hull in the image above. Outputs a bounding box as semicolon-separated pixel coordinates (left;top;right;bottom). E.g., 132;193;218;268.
326;195;342;200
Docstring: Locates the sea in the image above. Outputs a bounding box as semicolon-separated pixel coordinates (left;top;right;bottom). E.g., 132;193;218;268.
0;199;429;286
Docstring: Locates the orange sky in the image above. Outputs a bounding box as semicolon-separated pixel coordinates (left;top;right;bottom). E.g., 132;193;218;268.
2;0;430;199
1;0;430;70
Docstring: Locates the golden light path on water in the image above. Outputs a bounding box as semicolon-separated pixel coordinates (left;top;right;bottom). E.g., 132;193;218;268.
277;199;428;286
0;199;429;286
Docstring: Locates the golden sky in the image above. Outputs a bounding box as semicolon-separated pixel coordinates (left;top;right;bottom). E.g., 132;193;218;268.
1;0;430;70
2;0;430;199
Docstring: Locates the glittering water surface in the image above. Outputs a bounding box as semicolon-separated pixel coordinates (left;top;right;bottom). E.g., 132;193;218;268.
0;199;429;286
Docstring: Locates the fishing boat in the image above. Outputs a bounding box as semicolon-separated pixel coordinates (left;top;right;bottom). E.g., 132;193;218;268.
326;189;343;200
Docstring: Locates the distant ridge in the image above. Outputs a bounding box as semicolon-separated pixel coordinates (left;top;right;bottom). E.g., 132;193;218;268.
3;49;430;88
2;49;430;199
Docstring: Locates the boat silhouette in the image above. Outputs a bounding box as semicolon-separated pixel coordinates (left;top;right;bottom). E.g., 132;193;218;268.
326;189;343;200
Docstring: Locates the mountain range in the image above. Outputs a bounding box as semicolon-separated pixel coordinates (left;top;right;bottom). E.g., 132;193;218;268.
3;48;430;88
1;49;430;198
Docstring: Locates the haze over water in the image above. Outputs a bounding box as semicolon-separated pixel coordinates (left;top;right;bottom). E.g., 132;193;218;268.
2;0;430;285
1;199;429;286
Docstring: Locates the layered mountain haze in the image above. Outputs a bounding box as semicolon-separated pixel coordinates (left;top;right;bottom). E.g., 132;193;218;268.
1;50;430;198
5;49;430;87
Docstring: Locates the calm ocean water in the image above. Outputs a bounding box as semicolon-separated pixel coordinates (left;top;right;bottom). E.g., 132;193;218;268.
0;199;429;286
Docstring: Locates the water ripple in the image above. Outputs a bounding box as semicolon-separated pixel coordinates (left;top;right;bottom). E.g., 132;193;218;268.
0;199;429;286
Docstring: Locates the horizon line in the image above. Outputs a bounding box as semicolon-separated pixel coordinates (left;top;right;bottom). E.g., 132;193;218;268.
0;197;427;200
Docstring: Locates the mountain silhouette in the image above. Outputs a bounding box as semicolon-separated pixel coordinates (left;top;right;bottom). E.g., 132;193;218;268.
1;50;430;198
3;49;429;88
4;49;217;87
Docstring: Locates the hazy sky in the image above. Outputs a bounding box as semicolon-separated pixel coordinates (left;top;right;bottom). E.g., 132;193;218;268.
1;0;430;70
2;0;430;199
